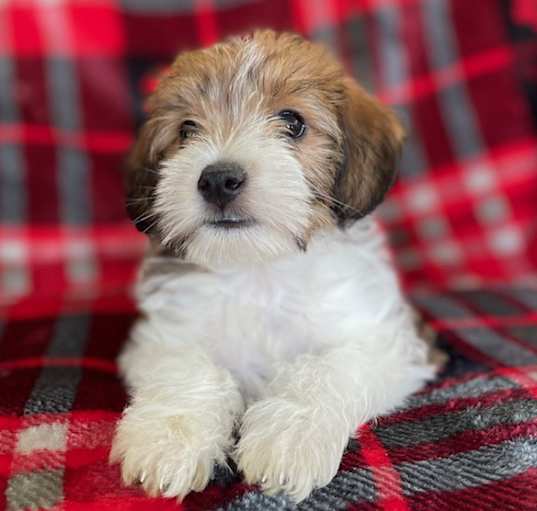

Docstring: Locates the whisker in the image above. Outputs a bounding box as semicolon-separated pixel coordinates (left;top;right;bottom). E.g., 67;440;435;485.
132;210;159;226
142;219;159;234
309;185;364;216
126;198;151;204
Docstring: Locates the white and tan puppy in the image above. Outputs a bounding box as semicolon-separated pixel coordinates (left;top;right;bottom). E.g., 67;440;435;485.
110;30;439;502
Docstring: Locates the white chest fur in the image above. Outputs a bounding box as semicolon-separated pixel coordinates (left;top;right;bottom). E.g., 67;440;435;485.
114;219;434;503
125;218;421;399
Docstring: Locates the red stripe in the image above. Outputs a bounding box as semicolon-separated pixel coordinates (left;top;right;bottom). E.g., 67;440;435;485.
10;450;65;474
409;467;537;511
1;290;136;320
380;386;534;427
63;498;183;511
0;124;132;152
0;225;146;263
0;454;14;475
387;421;537;465
388;139;537;216
443;293;537;378
0;357;117;373
0;224;145;239
358;425;410;511
0;410;120;430
195;0;218;46
4;3;125;57
496;367;537;400
420;306;537;400
379;46;513;104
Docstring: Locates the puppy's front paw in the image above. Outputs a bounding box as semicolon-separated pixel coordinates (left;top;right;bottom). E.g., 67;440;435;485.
110;407;229;499
236;398;346;502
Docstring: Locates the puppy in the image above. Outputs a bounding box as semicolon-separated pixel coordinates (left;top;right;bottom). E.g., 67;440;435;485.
110;30;438;502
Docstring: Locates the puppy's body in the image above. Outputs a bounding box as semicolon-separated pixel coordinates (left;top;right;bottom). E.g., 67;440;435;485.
110;31;437;502
113;218;434;501
123;218;429;400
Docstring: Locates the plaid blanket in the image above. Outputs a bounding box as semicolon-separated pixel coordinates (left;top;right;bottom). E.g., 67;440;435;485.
1;1;537;509
0;0;537;305
1;287;536;511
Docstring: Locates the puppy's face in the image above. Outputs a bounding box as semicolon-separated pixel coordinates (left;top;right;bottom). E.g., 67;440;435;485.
127;31;404;268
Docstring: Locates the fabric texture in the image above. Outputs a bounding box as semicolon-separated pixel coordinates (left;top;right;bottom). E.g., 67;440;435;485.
0;0;537;306
0;288;536;510
1;0;537;510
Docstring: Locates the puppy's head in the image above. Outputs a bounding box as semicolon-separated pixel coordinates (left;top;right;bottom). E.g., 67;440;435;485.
127;30;404;267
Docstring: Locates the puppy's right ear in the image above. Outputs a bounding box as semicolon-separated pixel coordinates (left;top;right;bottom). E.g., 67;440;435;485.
125;110;177;234
334;78;405;224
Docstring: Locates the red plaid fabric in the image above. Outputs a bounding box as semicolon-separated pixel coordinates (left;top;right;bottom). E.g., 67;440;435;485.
1;287;537;510
0;0;536;306
1;3;537;509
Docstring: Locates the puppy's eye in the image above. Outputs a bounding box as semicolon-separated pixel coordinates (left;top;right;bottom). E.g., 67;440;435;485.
179;120;198;140
278;110;306;139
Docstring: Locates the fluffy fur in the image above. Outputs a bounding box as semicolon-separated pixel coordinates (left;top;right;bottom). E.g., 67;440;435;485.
110;30;438;502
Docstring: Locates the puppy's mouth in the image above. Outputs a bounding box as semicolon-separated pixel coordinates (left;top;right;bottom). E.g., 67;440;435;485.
206;216;256;229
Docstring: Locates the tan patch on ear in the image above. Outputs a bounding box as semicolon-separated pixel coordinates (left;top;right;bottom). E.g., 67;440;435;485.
335;78;405;222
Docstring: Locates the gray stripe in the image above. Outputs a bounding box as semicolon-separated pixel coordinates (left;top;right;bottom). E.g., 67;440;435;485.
23;367;83;415
375;6;404;90
375;6;427;177
505;325;537;348
47;59;81;131
346;15;375;92
0;57;18;122
221;492;295;511
1;266;29;298
0;57;26;223
310;0;338;53
458;327;537;366
24;314;90;415
413;293;470;318
399;437;537;494
376;398;537;449
57;147;91;225
47;314;91;357
298;467;376;509
47;58;91;225
312;25;337;54
6;469;63;511
345;11;422;182
223;466;376;510
401;375;519;411
121;0;252;13
504;288;537;311
225;436;537;508
394;106;427;178
0;145;27;222
422;0;484;158
460;290;525;317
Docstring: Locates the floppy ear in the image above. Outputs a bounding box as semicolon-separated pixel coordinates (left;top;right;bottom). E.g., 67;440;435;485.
125;111;177;234
334;77;405;224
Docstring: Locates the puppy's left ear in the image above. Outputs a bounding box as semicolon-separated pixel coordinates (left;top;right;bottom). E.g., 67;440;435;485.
334;77;405;223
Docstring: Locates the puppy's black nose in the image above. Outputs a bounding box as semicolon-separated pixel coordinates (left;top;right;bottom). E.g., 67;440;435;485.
197;162;246;207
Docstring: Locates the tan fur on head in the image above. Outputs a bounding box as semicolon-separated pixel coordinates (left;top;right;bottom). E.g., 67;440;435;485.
126;30;404;267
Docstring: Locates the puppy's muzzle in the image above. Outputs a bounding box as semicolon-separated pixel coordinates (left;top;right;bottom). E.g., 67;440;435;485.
198;162;246;208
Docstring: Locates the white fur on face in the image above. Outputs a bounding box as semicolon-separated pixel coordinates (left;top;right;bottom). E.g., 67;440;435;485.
153;116;314;268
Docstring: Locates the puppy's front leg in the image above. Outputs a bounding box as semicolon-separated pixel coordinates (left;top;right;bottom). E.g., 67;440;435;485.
236;338;433;502
110;339;244;499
